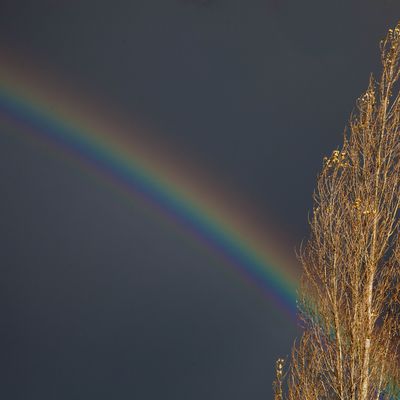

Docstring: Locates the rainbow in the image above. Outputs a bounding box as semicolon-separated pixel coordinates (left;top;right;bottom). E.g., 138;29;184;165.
0;56;300;321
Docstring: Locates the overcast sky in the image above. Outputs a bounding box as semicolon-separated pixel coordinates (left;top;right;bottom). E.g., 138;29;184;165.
1;1;400;399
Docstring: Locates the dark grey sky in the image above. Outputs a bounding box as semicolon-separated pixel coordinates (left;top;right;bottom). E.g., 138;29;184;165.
1;1;400;399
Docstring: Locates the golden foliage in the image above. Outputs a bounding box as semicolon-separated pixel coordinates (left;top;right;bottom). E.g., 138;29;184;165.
274;22;400;400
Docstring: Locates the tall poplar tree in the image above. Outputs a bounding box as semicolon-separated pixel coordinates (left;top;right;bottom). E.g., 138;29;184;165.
274;22;400;400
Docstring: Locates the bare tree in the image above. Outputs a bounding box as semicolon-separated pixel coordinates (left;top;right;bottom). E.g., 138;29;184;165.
275;22;400;400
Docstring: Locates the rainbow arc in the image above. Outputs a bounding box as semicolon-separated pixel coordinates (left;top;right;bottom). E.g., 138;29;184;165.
0;57;300;321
